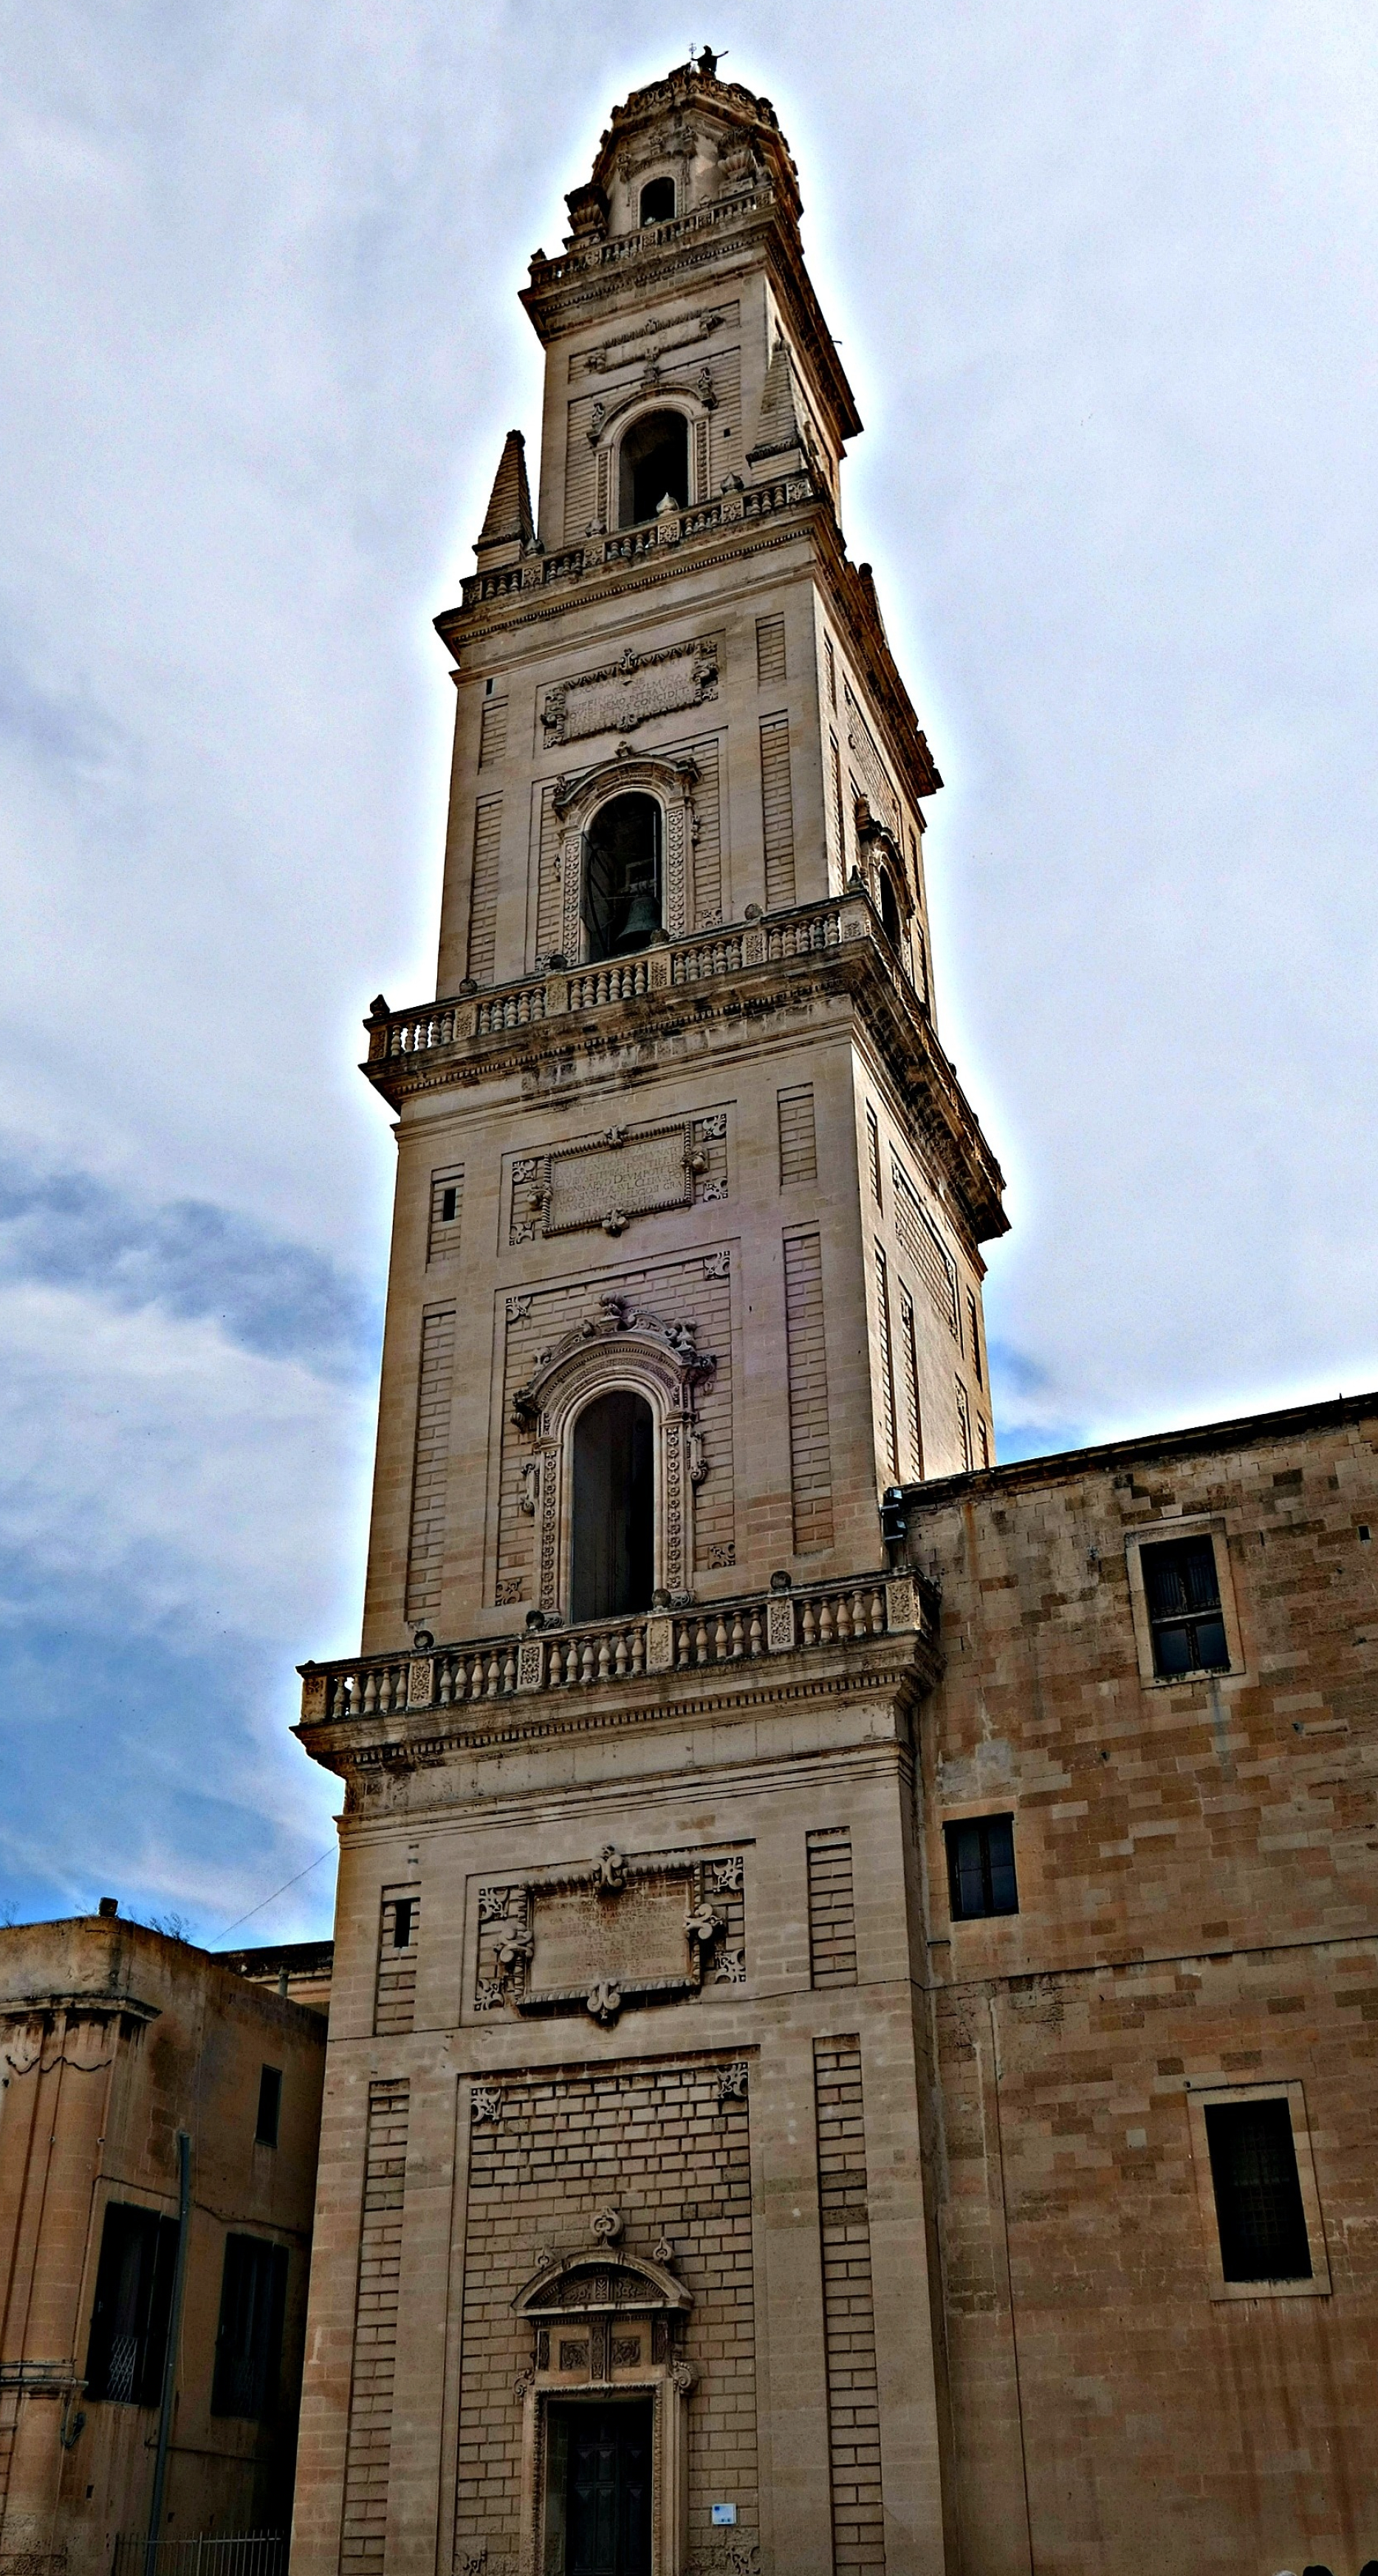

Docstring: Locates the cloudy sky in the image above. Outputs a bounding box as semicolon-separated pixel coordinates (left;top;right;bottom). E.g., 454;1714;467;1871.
3;1;1374;1943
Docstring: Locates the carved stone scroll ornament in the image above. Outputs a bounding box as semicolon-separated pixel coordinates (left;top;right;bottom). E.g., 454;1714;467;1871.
552;751;701;954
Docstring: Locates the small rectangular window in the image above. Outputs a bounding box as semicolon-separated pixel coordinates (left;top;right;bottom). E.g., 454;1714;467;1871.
428;1165;464;1265
256;2065;282;2148
1204;2099;1312;2281
85;2204;179;2405
212;2235;288;2419
392;1896;414;1950
945;1814;1018;1920
1142;1535;1228;1675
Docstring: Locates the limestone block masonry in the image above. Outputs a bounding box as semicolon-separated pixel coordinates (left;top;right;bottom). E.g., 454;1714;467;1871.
287;50;1378;2576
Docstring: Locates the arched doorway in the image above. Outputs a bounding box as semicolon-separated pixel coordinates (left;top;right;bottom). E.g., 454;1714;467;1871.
569;1390;654;1622
619;409;690;525
583;793;662;959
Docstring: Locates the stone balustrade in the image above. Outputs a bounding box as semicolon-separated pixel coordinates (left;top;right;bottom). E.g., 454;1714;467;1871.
366;891;865;1070
298;1570;936;1726
460;468;815;611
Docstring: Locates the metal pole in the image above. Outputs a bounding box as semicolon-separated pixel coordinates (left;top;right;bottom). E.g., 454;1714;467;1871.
144;2130;192;2576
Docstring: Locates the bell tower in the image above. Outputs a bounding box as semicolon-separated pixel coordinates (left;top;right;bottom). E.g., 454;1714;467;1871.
293;58;1007;2576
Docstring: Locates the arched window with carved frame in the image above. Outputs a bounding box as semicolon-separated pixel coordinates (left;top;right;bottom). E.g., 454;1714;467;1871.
617;405;691;526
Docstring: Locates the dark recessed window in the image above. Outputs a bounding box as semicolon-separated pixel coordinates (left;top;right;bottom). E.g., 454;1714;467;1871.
212;2235;288;2419
945;1814;1018;1921
256;2065;282;2148
618;409;689;525
392;1896;414;1950
583;793;662;959
85;2203;179;2405
570;1388;654;1622
1142;1535;1229;1675
878;868;902;950
639;176;676;224
441;1186;458;1223
1204;2098;1312;2281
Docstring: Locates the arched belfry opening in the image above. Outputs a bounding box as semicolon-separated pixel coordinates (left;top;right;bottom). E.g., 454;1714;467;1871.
569;1389;655;1622
583;793;662;959
619;409;689;526
639;174;676;224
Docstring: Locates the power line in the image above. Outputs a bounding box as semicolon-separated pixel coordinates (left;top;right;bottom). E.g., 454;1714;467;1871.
213;1848;335;1941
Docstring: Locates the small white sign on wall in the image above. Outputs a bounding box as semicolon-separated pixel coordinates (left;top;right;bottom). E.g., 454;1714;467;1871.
710;2505;738;2527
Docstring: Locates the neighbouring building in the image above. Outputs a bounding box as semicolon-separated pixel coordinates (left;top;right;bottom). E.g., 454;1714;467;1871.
284;53;1378;2576
0;1907;327;2576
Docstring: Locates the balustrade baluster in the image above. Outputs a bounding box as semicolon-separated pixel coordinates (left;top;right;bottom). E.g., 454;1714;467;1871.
714;1616;728;1661
835;1593;852;1641
614;1631;628;1676
597;1636;612;1679
730;1613;744;1658
694;1619;709;1664
631;1625;645;1675
363;1670;377;1712
851;1591;867;1637
485;1653;501;1697
469;1656;484;1700
580;1639;596;1684
801;1601;817;1647
818;1600;834;1644
748;1610;763;1656
871;1588;886;1633
502;1647;517;1692
676;1621;691;1667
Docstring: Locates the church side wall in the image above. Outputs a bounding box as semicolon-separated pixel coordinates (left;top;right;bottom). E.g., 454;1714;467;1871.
908;1405;1378;2575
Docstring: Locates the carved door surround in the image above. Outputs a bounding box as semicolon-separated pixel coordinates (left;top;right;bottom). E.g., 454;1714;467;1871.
510;1294;716;1617
553;751;701;960
513;2245;696;2576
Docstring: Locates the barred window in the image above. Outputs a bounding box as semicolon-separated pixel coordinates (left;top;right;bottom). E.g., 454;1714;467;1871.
85;2204;178;2406
1204;2099;1312;2281
1142;1535;1228;1675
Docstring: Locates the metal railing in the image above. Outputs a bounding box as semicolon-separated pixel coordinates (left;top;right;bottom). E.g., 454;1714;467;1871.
112;2536;284;2576
301;1570;937;1726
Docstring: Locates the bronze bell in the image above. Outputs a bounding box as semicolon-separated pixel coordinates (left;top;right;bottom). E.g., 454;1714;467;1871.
617;881;660;948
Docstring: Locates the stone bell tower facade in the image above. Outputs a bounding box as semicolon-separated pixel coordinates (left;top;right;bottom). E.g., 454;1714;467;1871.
292;60;1006;2576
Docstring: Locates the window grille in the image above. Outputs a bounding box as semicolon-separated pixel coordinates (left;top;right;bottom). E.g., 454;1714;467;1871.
1204;2099;1312;2281
1142;1535;1228;1675
945;1815;1018;1921
85;2204;179;2406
